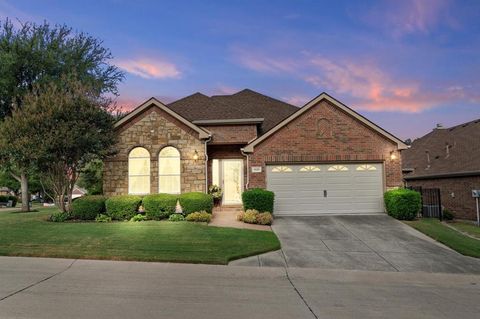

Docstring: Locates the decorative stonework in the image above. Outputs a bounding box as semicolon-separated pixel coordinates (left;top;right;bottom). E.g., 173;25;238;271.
103;106;206;196
316;118;332;138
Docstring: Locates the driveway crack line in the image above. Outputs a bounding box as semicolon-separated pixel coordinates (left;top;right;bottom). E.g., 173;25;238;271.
336;221;400;272
0;259;77;302
283;266;319;319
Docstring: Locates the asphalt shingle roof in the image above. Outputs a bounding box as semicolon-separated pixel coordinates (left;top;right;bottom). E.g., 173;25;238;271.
402;119;480;179
167;89;299;134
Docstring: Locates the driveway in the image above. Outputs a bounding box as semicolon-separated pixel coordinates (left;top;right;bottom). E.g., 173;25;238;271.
231;215;480;273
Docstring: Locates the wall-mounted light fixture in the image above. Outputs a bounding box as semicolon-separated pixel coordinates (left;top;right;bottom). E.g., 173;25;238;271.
193;150;199;160
390;151;397;160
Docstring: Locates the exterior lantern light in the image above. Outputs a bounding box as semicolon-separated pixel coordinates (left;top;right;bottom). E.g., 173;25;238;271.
193;150;199;160
390;151;397;160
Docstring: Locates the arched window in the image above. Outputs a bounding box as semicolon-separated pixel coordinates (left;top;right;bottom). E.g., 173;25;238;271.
159;146;181;194
271;166;292;173
128;147;150;194
328;165;349;171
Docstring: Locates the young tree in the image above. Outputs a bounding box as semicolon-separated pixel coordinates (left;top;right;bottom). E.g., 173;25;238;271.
0;19;123;210
0;79;117;212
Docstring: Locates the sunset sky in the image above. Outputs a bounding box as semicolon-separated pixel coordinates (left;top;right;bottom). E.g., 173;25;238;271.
1;0;479;140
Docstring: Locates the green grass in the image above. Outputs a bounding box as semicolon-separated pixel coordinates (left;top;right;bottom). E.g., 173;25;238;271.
448;221;480;239
404;218;480;258
0;206;280;265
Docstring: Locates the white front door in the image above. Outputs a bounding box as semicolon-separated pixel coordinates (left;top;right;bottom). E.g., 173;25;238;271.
222;159;243;205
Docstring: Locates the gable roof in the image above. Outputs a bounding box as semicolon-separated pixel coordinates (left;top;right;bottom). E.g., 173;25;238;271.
242;92;408;153
168;89;298;133
402;119;480;179
115;97;210;139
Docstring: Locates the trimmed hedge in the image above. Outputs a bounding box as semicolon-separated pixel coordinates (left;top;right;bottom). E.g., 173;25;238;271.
0;195;17;207
71;195;106;220
242;188;274;213
105;195;142;220
179;192;213;214
143;193;178;220
185;211;211;223
384;188;421;220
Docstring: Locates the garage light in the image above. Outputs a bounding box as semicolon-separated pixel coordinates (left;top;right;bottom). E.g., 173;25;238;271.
390;151;397;160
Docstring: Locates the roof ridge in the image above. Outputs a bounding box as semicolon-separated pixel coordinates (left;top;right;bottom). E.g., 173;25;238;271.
167;92;209;106
233;88;298;109
447;117;480;130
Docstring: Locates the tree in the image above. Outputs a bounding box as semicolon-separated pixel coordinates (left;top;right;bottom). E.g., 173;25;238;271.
0;19;123;211
0;168;20;193
77;159;104;195
0;79;117;212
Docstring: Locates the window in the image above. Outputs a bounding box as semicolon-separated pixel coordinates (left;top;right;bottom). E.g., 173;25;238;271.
356;164;377;171
328;165;348;171
271;166;292;172
159;146;181;194
128;147;150;194
299;165;321;172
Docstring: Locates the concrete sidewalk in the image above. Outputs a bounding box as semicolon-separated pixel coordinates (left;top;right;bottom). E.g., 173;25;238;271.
1;256;479;319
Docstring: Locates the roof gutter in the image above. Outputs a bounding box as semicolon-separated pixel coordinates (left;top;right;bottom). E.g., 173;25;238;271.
404;170;480;180
192;118;264;125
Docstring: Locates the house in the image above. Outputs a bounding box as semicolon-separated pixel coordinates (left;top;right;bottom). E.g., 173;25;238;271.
0;187;13;196
402;120;480;220
103;89;407;215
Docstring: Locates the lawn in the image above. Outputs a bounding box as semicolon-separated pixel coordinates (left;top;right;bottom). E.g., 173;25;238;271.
0;206;280;264
404;218;480;258
448;220;480;239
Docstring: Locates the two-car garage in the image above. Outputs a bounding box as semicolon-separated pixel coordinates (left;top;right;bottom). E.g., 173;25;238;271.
266;163;384;216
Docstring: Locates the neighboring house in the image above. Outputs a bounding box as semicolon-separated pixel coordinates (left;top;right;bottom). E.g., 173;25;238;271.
104;89;406;215
0;187;13;196
402;120;480;220
72;186;87;199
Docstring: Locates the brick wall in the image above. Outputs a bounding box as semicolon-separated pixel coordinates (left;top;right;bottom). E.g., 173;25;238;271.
103;106;206;196
406;176;480;220
248;99;403;189
201;124;257;144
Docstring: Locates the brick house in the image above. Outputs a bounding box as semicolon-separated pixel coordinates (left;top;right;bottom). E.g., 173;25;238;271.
402;120;480;220
104;89;407;215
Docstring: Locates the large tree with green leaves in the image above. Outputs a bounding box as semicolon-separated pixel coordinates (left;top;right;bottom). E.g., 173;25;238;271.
0;19;123;211
0;79;117;212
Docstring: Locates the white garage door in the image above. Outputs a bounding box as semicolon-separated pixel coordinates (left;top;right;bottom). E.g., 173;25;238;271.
266;163;384;215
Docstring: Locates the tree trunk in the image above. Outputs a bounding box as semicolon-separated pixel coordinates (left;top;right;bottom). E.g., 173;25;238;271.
20;172;30;212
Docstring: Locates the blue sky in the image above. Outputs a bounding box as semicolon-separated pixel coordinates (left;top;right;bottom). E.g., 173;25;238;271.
1;0;480;139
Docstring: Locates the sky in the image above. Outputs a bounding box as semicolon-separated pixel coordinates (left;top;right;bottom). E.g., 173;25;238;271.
1;0;480;140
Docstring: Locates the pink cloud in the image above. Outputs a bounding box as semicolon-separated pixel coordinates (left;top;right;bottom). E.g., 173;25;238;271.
231;47;298;73
116;57;180;79
363;0;456;37
282;95;310;106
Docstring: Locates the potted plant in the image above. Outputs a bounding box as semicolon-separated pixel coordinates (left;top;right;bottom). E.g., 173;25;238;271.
208;185;223;206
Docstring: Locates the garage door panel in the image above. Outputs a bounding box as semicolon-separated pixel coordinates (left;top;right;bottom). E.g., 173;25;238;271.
267;163;384;216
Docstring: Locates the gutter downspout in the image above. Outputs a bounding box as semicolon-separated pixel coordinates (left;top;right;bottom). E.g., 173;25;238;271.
241;148;249;190
204;136;212;193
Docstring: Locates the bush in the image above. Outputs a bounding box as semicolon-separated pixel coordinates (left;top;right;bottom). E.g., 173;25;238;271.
185;211;211;223
384;188;421;220
443;209;455;221
71;195;106;220
256;212;273;225
130;214;146;222
95;214;112;223
105;195;142;220
0;195;17;207
49;211;70;222
179;192;213;214
208;184;223;206
243;209;259;224
168;213;185;222
236;211;244;221
143;193;178;220
242;188;274;213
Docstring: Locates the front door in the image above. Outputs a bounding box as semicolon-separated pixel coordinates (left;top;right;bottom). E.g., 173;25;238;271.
222;159;243;205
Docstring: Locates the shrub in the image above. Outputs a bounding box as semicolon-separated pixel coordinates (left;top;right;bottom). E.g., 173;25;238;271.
236;211;244;221
243;209;259;224
179;192;213;214
256;212;273;225
208;184;223;206
143;193;178;220
49;211;70;222
242;188;274;213
168;213;185;222
185;211;211;223
71;195;106;220
130;214;146;222
384;188;421;220
95;214;112;223
105;195;142;220
443;209;455;221
0;195;17;207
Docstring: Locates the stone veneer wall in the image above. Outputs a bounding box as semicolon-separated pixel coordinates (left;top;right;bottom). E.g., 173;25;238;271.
103;106;206;196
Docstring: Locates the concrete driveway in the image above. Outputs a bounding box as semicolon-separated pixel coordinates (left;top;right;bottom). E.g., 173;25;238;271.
231;215;480;273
